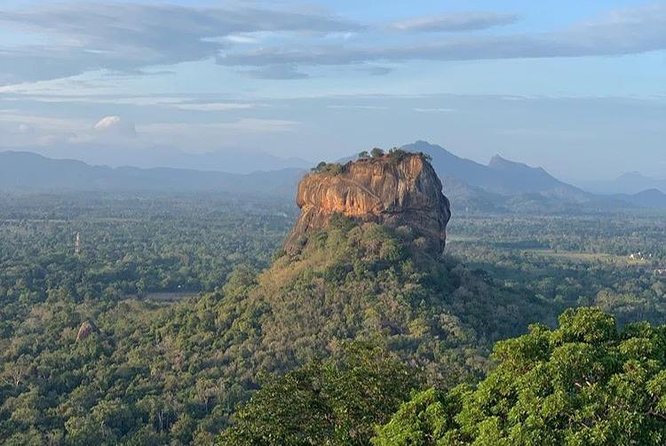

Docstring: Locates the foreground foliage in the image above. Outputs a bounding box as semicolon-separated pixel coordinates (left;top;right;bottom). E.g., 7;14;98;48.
219;343;420;445
374;307;666;445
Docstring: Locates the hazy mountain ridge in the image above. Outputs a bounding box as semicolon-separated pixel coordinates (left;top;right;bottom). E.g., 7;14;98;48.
403;141;586;196
580;172;666;195
400;141;639;212
613;188;666;209
2;145;664;211
0;151;304;196
22;145;311;175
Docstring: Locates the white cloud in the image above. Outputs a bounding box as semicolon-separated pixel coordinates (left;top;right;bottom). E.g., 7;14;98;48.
327;104;388;110
413;107;456;113
174;103;257;112
17;123;34;133
93;115;136;137
223;34;261;44
93;115;120;130
390;12;518;32
142;118;299;135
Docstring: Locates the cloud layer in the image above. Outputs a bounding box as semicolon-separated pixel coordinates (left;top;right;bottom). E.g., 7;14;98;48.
1;2;664;84
389;12;519;32
218;4;666;68
0;2;358;84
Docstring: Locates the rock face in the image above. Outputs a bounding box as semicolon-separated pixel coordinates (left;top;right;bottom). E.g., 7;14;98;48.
284;152;451;254
76;320;97;342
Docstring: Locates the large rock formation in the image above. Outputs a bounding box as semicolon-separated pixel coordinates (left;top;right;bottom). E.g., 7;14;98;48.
284;152;451;254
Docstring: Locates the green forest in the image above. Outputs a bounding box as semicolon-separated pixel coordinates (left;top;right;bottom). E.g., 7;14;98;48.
0;192;665;445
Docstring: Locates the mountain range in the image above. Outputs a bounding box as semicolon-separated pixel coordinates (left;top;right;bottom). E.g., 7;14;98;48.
403;141;579;196
0;151;302;197
401;141;665;212
1;143;664;211
22;145;311;175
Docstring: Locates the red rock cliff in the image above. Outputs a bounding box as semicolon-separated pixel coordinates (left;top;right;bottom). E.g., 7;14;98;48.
284;153;451;254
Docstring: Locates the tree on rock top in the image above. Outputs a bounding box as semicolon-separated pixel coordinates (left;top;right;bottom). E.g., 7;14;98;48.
371;147;385;158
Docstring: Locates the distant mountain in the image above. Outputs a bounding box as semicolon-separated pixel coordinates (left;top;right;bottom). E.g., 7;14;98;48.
402;141;583;197
0;151;303;196
24;145;311;175
581;172;666;195
399;141;666;212
399;141;601;213
4;148;664;212
439;176;506;213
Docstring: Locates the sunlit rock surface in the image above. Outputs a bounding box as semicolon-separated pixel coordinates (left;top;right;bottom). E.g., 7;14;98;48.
284;153;451;254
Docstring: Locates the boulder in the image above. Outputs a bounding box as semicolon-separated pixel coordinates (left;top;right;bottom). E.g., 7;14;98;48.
76;320;98;342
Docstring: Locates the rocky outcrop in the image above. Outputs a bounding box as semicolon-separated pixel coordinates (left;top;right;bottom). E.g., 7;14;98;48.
284;152;451;254
76;320;98;342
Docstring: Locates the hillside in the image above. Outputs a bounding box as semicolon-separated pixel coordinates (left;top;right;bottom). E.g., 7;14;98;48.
209;154;549;388
0;151;555;445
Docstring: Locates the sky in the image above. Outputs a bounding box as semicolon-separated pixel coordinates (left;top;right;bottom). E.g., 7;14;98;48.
0;0;664;180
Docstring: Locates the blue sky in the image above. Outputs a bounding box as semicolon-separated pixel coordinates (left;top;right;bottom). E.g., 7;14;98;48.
0;0;664;179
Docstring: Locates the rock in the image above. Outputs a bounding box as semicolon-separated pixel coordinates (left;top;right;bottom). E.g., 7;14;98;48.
284;152;451;254
76;320;98;342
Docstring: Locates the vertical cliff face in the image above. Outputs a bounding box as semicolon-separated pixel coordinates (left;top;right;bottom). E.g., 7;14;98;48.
284;153;451;254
